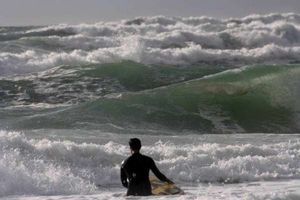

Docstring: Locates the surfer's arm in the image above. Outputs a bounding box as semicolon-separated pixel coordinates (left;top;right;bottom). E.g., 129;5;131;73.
150;158;173;184
120;161;128;188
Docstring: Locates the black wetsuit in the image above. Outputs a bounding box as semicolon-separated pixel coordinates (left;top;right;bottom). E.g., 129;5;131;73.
120;152;170;196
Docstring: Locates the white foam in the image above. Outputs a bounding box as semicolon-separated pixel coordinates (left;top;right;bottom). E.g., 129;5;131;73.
0;131;299;197
1;13;300;75
2;43;300;76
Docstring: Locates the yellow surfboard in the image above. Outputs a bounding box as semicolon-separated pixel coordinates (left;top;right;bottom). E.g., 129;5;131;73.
150;176;184;195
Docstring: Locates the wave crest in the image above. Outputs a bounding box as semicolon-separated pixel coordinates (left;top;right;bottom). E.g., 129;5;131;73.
1;13;300;75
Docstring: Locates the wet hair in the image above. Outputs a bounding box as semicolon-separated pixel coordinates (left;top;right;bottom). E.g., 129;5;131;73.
129;138;142;151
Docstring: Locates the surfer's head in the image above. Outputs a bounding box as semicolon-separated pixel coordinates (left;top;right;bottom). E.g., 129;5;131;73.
129;138;141;152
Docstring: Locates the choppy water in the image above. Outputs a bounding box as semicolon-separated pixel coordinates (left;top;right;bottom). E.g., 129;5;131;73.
1;13;300;199
1;131;300;199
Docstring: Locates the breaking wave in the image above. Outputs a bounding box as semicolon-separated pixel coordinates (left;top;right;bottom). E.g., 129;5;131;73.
1;13;300;133
1;13;300;75
5;64;300;133
0;131;299;197
1;13;300;199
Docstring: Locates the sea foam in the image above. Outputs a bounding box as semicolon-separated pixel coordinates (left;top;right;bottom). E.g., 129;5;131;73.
0;131;299;197
1;13;300;75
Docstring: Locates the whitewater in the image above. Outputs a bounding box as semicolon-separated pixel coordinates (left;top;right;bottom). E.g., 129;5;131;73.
1;13;300;199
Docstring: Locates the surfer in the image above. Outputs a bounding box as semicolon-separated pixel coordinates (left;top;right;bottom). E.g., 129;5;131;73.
120;138;173;196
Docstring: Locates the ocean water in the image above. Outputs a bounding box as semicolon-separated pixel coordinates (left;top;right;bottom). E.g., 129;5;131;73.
1;13;300;199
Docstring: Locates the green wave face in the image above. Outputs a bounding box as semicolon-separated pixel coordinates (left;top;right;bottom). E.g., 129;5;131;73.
79;61;223;91
15;64;300;133
0;61;221;107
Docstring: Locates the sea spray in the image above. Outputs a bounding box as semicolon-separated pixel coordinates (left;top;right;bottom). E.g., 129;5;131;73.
1;13;300;76
0;131;300;196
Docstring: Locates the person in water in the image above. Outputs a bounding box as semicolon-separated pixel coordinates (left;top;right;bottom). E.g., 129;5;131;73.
120;138;173;196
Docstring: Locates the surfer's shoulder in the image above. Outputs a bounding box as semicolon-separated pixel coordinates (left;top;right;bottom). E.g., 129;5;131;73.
121;157;130;167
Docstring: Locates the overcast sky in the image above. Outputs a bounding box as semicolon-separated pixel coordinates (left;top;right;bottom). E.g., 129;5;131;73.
0;0;299;26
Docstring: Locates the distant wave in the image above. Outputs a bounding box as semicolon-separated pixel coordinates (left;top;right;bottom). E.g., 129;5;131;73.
1;13;300;75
